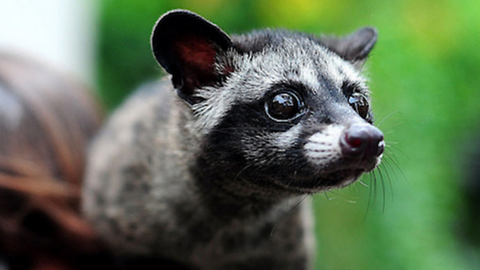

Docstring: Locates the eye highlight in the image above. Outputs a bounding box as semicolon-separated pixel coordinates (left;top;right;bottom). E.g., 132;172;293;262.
265;91;304;122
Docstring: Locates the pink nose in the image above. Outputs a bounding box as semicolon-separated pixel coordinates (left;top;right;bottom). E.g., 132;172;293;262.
340;124;384;159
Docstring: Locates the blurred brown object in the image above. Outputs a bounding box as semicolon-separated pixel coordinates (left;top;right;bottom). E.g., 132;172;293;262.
0;52;105;270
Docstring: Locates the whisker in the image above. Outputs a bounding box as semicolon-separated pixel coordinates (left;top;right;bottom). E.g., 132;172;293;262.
385;140;399;145
358;179;368;188
376;110;402;128
384;151;407;183
383;130;397;136
323;191;335;201
233;164;253;181
270;195;309;236
385;143;409;161
379;161;394;200
363;170;376;222
376;167;386;213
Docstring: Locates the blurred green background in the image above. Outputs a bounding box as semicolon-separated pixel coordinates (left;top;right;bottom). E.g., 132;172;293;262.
97;0;480;269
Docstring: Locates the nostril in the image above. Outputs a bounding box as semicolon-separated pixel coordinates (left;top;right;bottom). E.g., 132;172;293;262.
341;129;368;158
340;124;384;158
348;137;363;148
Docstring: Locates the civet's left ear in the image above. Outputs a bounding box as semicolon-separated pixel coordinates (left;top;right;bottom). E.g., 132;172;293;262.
320;27;377;69
151;9;233;104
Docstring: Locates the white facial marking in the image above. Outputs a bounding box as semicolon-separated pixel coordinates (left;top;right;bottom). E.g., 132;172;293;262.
275;125;302;147
191;84;236;135
298;66;320;90
304;125;344;166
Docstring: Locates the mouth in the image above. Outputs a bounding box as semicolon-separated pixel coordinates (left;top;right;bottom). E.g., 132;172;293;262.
315;168;366;189
275;157;381;193
315;157;381;189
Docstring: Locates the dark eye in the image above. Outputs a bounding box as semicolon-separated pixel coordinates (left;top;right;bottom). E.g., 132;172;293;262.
348;92;369;119
265;91;304;122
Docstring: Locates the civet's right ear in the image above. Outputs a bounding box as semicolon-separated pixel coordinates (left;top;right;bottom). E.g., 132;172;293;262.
320;27;378;69
151;9;233;104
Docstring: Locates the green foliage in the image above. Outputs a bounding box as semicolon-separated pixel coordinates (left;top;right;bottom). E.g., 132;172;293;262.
97;0;480;269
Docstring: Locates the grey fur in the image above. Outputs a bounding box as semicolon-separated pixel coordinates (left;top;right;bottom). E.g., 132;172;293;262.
83;10;382;270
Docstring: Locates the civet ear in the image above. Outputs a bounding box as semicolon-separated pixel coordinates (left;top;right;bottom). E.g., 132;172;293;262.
321;27;377;69
151;10;233;104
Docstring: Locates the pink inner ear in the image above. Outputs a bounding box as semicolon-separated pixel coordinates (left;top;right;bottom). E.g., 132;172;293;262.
177;37;216;73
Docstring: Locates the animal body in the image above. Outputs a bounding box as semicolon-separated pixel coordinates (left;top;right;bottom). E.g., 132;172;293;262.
83;9;384;270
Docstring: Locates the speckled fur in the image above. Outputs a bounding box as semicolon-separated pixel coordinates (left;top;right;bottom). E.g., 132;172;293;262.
83;10;380;270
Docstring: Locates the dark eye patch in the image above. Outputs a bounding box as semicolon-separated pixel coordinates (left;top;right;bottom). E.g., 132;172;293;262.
341;81;361;96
